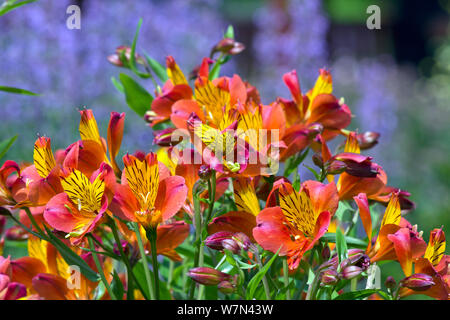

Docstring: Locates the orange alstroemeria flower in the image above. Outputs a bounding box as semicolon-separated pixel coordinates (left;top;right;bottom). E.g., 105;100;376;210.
110;152;188;229
277;69;352;160
353;192;427;269
253;180;338;269
398;228;449;300
43;163;115;245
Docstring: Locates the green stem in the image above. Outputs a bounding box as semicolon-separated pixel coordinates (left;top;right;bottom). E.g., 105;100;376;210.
254;251;271;300
188;193;202;299
88;236;117;300
283;258;291;300
133;222;155;300
146;227;160;300
23;207;45;236
108;219;143;300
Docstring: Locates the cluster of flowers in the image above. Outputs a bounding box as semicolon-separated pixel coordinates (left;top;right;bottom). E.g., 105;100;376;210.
0;45;448;300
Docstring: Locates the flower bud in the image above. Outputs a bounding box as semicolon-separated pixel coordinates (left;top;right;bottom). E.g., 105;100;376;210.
320;268;339;286
205;231;234;251
356;132;380;150
341;266;363;280
218;280;235;294
107;45;145;68
326;160;347;175
153;128;182;147
4;282;27;300
312;153;323;168
222;239;241;254
321;246;331;261
5;226;28;241
232;232;257;253
385;276;397;290
211;38;245;56
0;216;6;235
198;165;213;181
187;267;230;286
400;273;435;291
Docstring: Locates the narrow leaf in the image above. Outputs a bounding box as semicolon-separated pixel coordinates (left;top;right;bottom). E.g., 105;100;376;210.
119;73;153;117
0;85;39;96
0;135;17;160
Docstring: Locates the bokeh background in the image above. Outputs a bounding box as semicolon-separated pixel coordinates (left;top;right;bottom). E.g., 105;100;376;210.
1;0;449;274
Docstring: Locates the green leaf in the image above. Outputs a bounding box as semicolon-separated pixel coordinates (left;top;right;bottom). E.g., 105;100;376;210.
284;148;309;177
333;289;384;300
224;25;235;39
0;85;39;95
246;248;280;300
119;73;153;117
111;270;124;300
335;228;348;266
322;233;367;248
144;54;168;82
43;225;99;282
303;164;321;180
0;0;37;16
0;135;17;160
129;18;149;79
111;76;124;93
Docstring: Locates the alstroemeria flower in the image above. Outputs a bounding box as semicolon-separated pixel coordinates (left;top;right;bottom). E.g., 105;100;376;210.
20;137;63;207
63;110;125;178
43;164;113;244
398;228;449;300
276;69;352;160
0;160;27;207
336;133;387;200
110;152;188;229
354;192;427;269
253;181;338;269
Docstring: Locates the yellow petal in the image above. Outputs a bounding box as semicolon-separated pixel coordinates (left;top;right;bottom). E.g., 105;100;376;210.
195;79;230;126
123;154;159;212
344;132;361;154
61;169;105;214
33;137;56;178
424;229;446;266
380;192;401;227
279;183;315;237
233;178;260;216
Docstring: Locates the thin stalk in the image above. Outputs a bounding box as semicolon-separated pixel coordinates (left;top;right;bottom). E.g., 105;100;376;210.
108;219;143;300
146;227;160;300
23;207;45;236
188;193;202;299
88;236;117;300
168;260;174;287
254;251;271;300
283;258;291;300
133;222;155;300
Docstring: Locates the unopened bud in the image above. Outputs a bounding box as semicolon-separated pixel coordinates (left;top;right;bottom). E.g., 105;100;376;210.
4;282;27;300
400;273;435;291
222;239;241;254
5;226;28;241
232;232;257;253
107;45;145;68
320;268;339;286
356;132;380;150
218;280;235;294
0;216;6;235
326;160;347;175
198;165;213;181
341;266;363;280
312;154;323;168
187;267;230;286
205;231;234;251
385;276;397;290
211;38;245;56
321;246;331;261
153;128;182;147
